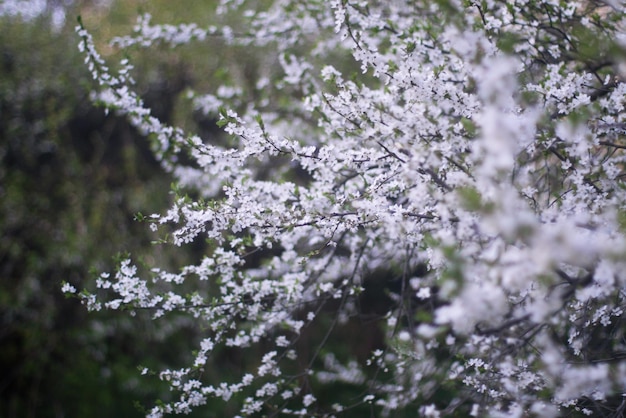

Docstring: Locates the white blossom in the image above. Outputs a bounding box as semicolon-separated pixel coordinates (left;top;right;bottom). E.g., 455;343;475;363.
72;0;626;416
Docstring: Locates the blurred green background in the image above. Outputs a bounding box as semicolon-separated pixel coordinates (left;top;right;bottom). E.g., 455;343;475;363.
0;1;222;416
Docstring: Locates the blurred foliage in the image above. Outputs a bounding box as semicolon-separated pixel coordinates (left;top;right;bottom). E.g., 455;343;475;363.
0;4;208;417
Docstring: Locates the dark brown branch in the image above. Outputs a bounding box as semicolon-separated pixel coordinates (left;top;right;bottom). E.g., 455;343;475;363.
599;141;626;150
476;314;531;335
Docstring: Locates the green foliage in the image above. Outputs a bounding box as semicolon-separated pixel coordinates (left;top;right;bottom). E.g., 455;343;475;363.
457;186;490;213
0;9;207;418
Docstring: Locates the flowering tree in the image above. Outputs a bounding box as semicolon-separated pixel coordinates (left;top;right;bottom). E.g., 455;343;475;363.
66;0;626;416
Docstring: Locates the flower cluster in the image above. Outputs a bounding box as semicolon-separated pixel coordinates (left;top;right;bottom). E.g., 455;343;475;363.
68;0;626;416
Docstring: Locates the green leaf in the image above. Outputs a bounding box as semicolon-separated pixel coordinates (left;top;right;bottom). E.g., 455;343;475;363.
457;186;482;211
460;117;477;137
